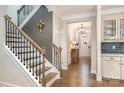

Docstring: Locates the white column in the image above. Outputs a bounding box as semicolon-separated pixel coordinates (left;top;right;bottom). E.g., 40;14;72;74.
96;5;102;81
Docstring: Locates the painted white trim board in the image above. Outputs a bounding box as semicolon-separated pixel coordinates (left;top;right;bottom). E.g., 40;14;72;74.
0;81;20;87
1;43;41;87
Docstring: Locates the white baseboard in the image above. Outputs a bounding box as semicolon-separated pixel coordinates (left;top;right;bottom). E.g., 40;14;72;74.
62;66;68;70
0;81;20;87
96;75;102;81
90;69;96;74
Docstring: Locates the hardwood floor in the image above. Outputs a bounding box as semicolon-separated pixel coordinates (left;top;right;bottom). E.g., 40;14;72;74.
51;57;124;87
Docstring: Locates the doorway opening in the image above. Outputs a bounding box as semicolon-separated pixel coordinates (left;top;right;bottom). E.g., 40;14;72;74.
67;21;92;70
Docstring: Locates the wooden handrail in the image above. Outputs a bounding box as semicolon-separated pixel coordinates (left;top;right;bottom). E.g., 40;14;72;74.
4;15;44;54
53;43;59;49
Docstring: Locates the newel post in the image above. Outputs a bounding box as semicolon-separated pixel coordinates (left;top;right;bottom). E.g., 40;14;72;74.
42;47;46;87
59;47;62;77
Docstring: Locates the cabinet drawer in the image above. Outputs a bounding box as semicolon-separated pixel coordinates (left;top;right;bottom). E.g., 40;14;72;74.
121;57;124;62
102;56;120;61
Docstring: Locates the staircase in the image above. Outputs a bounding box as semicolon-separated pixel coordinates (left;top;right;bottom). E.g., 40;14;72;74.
4;15;60;87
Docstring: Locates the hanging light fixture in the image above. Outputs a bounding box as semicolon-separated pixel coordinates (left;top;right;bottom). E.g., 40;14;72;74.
78;24;88;45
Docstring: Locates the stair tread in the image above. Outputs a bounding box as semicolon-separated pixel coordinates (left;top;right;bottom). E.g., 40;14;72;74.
35;66;51;76
18;51;35;54
29;61;44;68
7;32;17;34
7;41;26;43
7;36;21;38
42;72;58;84
11;46;30;48
23;56;40;61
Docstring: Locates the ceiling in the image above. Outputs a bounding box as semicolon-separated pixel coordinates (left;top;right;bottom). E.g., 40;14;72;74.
55;5;96;17
54;5;124;17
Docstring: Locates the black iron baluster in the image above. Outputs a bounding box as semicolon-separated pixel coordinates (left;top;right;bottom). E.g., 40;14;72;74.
18;30;20;59
39;52;41;83
12;25;14;53
32;46;34;76
36;49;38;79
54;47;55;68
26;39;28;69
8;21;10;48
21;34;23;62
5;18;7;45
10;23;12;50
23;38;26;65
29;42;31;72
55;48;57;69
15;28;17;56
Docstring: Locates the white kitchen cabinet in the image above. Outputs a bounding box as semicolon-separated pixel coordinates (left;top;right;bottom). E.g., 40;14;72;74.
102;14;124;41
120;57;124;80
102;60;120;79
118;15;124;40
121;62;124;80
102;56;124;80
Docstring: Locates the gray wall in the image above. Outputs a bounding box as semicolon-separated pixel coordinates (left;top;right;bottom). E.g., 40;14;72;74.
22;6;53;62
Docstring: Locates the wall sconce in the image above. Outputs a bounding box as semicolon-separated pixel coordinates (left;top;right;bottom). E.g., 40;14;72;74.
37;20;45;32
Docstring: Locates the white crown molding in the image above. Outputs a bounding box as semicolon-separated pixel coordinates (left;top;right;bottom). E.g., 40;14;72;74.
102;7;124;15
62;6;124;20
62;12;96;20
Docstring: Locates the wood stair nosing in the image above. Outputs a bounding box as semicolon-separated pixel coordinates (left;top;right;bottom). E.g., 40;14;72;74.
18;51;36;54
7;32;17;34
40;72;58;84
7;41;26;43
23;56;40;61
7;36;21;38
11;46;30;48
35;66;52;76
29;61;44;68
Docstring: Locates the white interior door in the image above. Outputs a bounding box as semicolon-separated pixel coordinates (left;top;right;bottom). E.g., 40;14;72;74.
78;22;91;57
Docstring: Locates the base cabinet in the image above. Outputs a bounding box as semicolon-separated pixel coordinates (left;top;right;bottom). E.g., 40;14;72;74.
102;61;120;79
121;63;124;80
102;56;124;80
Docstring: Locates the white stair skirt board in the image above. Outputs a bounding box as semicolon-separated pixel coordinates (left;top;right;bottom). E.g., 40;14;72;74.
1;43;59;87
19;5;41;28
1;43;41;87
0;81;20;87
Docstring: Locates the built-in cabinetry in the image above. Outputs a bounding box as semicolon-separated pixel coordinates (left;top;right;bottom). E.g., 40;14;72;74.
102;14;124;41
102;55;124;80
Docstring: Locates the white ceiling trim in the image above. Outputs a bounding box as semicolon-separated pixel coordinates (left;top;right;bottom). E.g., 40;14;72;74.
62;12;96;20
102;7;124;15
62;6;124;20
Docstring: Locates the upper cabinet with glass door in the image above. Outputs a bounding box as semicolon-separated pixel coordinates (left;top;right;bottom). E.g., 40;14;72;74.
118;15;124;40
102;14;124;42
104;19;117;40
